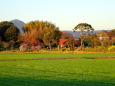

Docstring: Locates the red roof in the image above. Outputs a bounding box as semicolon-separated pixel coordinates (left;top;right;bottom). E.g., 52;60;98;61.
59;39;67;45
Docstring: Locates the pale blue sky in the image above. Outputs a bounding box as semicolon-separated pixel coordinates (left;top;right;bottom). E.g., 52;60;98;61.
0;0;115;30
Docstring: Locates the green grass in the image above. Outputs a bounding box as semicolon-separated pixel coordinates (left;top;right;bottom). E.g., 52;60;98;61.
0;59;115;86
0;53;115;86
0;53;115;59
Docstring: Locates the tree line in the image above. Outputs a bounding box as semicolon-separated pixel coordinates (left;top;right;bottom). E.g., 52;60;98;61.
0;20;115;51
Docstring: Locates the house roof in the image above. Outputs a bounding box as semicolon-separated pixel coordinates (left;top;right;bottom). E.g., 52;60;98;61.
31;43;44;46
59;39;67;45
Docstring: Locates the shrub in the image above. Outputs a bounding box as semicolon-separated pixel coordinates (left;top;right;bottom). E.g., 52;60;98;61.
76;46;84;51
75;46;108;52
95;46;108;52
108;46;115;52
49;48;70;51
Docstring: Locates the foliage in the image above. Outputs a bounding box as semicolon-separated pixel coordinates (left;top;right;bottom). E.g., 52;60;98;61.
76;46;108;52
61;31;72;39
50;48;70;51
84;34;101;47
23;21;61;47
2;42;9;50
9;40;15;50
96;30;107;37
107;29;115;45
107;29;115;38
0;21;19;42
76;46;84;51
5;26;19;41
108;46;115;52
1;20;115;50
16;32;23;44
97;30;111;46
43;27;54;49
66;36;74;51
23;29;39;44
73;23;94;46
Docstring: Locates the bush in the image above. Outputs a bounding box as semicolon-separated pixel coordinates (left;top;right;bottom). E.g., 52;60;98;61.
48;48;70;51
75;46;108;52
59;48;70;51
94;46;108;52
76;46;84;51
108;46;115;52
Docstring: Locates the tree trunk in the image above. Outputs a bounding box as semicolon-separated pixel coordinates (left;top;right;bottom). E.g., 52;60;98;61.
80;36;83;47
6;48;7;51
57;45;60;50
49;41;51;50
80;32;83;47
101;41;103;46
11;45;14;50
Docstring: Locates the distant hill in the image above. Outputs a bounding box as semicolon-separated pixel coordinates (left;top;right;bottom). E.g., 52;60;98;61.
10;19;25;35
62;30;110;37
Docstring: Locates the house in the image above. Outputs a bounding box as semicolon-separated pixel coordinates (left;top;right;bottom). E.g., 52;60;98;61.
59;39;68;48
19;43;29;52
19;42;44;52
112;36;115;45
98;32;110;41
30;43;43;50
59;38;80;48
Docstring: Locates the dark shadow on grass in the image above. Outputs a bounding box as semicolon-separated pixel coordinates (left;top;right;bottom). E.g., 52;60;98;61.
0;76;115;86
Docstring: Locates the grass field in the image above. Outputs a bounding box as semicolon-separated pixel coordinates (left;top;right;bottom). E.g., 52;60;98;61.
0;52;115;59
0;53;115;86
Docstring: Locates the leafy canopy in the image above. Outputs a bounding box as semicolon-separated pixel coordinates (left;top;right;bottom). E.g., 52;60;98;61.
73;23;94;35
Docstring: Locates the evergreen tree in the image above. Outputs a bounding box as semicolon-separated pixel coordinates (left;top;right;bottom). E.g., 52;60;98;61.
5;26;19;42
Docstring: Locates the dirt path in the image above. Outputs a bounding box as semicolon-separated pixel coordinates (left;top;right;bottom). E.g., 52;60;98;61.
0;57;82;61
0;56;115;61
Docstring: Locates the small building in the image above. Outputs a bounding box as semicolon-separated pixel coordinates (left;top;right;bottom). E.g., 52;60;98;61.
98;33;110;41
30;43;43;50
19;43;28;52
59;39;68;48
19;42;44;52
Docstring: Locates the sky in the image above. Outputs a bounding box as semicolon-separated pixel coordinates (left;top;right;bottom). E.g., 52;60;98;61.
0;0;115;31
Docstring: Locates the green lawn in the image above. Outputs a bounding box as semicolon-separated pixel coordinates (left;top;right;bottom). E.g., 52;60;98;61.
0;53;115;86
